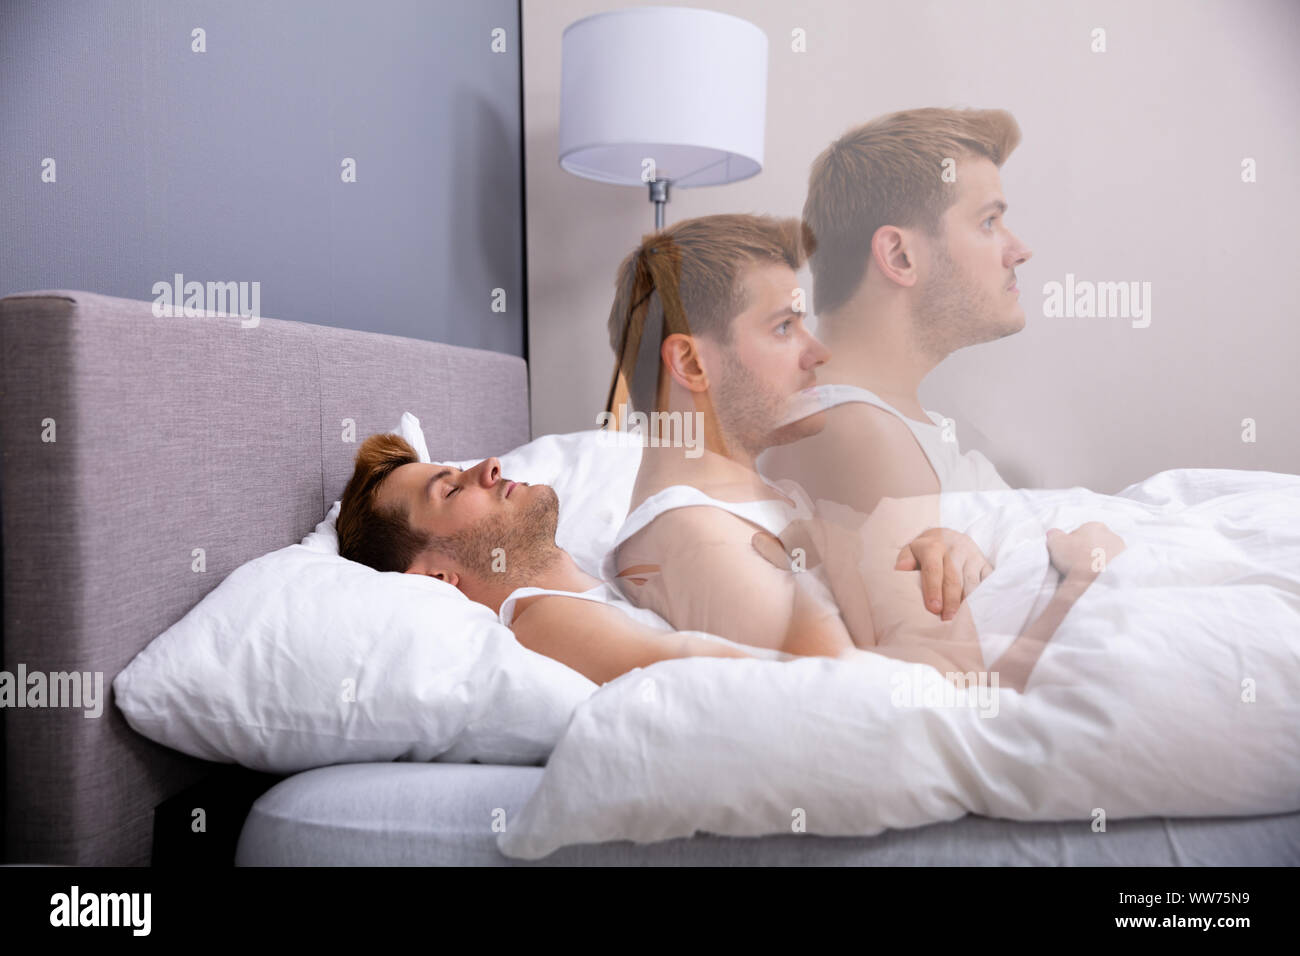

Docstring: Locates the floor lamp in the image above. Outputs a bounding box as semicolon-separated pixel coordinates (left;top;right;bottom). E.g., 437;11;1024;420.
558;6;768;424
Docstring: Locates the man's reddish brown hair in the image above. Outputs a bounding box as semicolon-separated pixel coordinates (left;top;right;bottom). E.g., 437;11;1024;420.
336;432;432;573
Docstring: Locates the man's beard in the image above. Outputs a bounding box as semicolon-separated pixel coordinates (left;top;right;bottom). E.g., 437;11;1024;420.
712;349;810;459
435;486;561;585
915;236;1013;357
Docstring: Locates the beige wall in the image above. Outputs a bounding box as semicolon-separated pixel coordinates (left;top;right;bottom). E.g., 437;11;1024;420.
522;0;1300;492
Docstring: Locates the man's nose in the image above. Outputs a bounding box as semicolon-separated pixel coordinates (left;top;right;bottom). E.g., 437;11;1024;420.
477;457;502;487
802;328;832;369
1008;231;1033;266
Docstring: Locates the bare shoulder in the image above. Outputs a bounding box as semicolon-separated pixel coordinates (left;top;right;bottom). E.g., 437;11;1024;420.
621;502;767;556
764;403;938;510
510;591;629;643
507;590;690;685
824;401;926;451
767;403;917;473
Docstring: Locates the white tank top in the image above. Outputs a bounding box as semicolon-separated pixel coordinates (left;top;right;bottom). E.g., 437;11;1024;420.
605;477;814;581
801;383;1011;493
498;581;791;661
604;478;838;615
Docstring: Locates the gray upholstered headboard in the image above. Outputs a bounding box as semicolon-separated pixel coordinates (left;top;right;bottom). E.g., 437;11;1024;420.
0;290;530;864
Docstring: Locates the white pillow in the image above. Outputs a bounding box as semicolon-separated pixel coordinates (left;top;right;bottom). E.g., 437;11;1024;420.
112;414;639;773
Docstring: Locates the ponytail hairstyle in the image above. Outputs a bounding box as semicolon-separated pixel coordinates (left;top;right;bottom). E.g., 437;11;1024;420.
604;214;806;423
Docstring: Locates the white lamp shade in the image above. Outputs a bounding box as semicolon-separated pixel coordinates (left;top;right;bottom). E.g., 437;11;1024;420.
559;6;767;188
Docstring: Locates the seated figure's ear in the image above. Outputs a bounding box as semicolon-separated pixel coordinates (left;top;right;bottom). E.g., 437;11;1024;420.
661;333;710;393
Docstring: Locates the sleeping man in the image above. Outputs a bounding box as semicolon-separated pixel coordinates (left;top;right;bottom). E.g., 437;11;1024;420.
602;212;1122;691
335;433;772;685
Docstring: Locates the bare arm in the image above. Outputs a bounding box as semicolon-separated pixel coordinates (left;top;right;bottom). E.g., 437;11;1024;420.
509;593;755;686
864;568;1099;693
623;508;853;658
981;569;1097;691
765;407;991;618
814;498;1119;692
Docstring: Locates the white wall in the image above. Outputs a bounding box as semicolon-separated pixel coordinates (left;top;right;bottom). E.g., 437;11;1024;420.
523;0;1300;492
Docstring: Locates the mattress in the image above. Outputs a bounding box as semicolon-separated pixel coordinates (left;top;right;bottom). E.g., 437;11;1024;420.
234;762;1300;865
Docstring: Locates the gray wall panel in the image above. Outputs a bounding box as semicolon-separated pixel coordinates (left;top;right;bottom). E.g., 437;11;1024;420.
0;0;525;356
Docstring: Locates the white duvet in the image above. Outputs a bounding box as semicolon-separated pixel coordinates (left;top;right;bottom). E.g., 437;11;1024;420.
498;469;1300;859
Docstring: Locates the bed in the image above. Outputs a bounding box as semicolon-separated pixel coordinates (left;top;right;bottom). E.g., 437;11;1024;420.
3;289;1297;866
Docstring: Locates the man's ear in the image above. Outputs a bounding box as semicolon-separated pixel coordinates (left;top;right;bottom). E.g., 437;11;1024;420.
405;555;460;588
660;332;710;393
430;569;460;588
870;224;919;289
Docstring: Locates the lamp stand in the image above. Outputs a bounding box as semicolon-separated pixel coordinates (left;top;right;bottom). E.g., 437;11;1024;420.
649;178;671;229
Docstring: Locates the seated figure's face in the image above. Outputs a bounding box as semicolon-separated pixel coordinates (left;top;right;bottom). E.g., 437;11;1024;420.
376;457;559;583
696;261;831;457
920;154;1033;348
